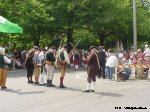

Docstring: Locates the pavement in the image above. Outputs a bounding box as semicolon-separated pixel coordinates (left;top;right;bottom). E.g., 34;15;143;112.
0;68;150;112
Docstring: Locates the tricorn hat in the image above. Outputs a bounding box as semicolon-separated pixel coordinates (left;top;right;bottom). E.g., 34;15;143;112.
33;46;39;49
90;46;98;50
51;46;56;49
63;45;68;49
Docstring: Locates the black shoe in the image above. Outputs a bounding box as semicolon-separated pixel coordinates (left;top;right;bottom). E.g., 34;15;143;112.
47;80;50;87
83;90;90;92
98;75;101;79
59;85;66;88
35;82;39;85
50;84;55;87
30;81;34;83
39;83;46;86
91;90;95;92
1;87;7;89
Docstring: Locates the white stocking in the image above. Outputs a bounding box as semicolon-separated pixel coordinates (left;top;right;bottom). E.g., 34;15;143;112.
86;82;91;90
91;81;95;90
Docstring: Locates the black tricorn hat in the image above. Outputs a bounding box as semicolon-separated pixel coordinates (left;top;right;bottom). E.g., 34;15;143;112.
99;46;104;49
90;46;98;50
51;46;56;49
33;46;39;49
63;45;68;49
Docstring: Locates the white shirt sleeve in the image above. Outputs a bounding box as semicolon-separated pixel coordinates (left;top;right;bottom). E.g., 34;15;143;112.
144;48;150;56
114;56;118;66
64;51;70;64
4;56;11;64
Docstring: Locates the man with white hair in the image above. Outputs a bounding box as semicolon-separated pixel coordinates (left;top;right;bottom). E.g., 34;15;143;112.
0;47;11;89
33;48;40;84
142;44;150;65
38;48;46;85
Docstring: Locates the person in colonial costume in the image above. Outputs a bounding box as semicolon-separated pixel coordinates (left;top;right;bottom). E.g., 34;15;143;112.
38;48;47;85
84;46;100;92
33;48;41;84
82;52;88;68
0;47;11;89
58;45;70;88
45;46;56;87
25;46;38;83
72;50;80;71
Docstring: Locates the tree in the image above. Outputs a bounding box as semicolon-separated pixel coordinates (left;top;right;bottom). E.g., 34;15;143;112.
43;0;89;51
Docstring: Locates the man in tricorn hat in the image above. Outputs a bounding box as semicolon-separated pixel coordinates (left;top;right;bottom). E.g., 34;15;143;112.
25;46;39;83
0;47;11;89
45;46;56;87
84;46;100;92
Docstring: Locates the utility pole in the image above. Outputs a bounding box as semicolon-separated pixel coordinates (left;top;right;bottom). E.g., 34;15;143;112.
133;0;137;51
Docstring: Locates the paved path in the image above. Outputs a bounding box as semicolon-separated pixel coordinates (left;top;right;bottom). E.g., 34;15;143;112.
0;68;150;112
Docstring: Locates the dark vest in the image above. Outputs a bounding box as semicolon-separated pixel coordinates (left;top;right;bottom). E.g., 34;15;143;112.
59;51;65;61
0;55;5;68
25;50;34;65
46;51;56;62
99;51;106;63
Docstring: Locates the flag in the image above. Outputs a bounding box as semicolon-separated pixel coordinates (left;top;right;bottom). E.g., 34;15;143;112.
0;16;23;33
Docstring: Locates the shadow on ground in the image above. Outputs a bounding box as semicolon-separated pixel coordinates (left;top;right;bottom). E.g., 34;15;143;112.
51;86;123;97
1;88;45;95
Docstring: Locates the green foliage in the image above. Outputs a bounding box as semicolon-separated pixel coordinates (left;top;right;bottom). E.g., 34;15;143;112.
74;29;99;49
0;0;150;51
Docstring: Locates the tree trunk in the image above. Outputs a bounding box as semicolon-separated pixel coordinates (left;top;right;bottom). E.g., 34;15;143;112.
98;32;105;46
66;28;73;52
34;36;40;47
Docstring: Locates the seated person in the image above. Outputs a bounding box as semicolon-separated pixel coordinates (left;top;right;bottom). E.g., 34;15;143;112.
15;58;23;69
117;66;131;80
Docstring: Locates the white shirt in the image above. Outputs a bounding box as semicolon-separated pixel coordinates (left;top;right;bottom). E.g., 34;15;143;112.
58;49;70;64
33;51;40;64
4;56;11;64
144;48;150;56
63;50;70;64
39;51;45;62
106;55;118;67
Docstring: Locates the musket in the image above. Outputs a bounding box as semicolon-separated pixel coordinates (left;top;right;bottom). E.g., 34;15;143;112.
69;39;81;55
56;34;65;59
58;37;64;51
56;33;66;53
54;35;65;69
69;42;74;48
